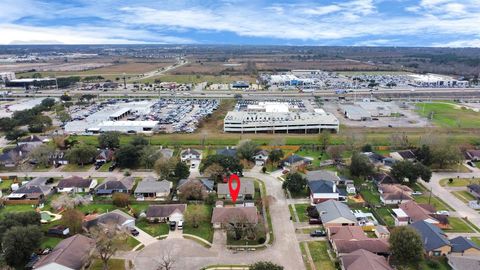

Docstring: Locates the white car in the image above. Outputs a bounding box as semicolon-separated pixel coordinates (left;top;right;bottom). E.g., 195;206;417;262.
436;210;450;216
177;220;183;230
411;191;423;196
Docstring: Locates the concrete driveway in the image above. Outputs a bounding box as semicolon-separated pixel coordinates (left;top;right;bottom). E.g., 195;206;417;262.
133;226;157;246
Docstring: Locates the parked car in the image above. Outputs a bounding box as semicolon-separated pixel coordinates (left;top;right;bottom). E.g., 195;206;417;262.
282;170;290;175
310;230;326;237
108;162;117;172
177;220;183;230
436;210;450;216
169;221;176;231
411;191;423;196
309;218;322;225
467;161;476;167
130;228;139;236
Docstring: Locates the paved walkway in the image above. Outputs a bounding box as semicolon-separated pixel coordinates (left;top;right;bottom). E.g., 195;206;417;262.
133;226;157;246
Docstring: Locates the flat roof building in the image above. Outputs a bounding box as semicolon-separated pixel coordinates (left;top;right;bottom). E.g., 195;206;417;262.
340;105;372;121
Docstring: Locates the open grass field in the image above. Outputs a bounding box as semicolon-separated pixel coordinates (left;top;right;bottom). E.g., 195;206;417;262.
307;241;335;270
416;102;480;128
183;204;214;243
440;178;480;187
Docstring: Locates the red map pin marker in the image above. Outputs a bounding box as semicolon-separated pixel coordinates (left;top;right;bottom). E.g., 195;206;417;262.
228;174;241;203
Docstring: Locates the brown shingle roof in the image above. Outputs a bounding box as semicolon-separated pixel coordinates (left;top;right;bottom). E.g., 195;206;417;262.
334;239;390;254
211;207;258;224
57;176;92;189
340;249;393;270
399;201;437;223
329;226;368;241
34;234;94;270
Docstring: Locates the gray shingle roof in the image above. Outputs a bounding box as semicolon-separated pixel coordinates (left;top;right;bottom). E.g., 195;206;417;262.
34;234;94;269
306;170;341;182
135;179;171;194
217;179;254;196
450;236;480;253
308;180;335;194
57;176;92;189
409;220;450;252
315;200;356;223
146;204;186;218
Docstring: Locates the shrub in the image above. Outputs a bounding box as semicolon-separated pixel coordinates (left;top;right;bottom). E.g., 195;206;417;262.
258;237;266;244
112;193;130;207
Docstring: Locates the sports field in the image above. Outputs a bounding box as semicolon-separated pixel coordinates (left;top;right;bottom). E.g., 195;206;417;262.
416;102;480;128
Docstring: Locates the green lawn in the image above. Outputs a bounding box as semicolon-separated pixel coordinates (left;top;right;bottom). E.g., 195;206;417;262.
296;149;328;166
288;205;295;221
90;259;125;270
183;205;214;243
375;207;395;226
440;178;480;187
416;102;480;128
0;204;37;215
451;191;476;203
299;243;312;270
117;236;140;251
471;237;480;246
445;217;475;233
359;187;381;205
294;204;310;223
136;218;170;237
307;241;335;270
414;193;454;211
0;179;13;190
62;163;92;172
40;236;63;249
98;161;112;172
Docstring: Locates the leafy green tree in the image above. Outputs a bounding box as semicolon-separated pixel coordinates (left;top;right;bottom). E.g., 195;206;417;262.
318;131;331;153
415;144;433;166
57;111;71;123
130;135;149;147
115;144;141;168
0;117;17;131
59;94;72;101
389;226;424;267
391;160;432;185
174;161;190;179
28;144;55;167
0;212;41;241
2;225;43;269
200;154;243;175
349;152;374;178
361;144;373;152
154;157;177;180
28;115;52;133
5;129;27;141
250;261;284;270
67;144;97;166
237;140;259;161
40;98;56;109
98;131;121;149
431;145;462;169
268;149;284;164
60;209;84;234
282;172;307;194
139;147;161;169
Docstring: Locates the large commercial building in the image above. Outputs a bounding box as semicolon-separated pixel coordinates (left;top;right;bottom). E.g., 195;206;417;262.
224;102;339;134
0;72;15;81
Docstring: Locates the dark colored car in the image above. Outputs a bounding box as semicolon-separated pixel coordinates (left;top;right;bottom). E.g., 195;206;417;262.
467;161;476;167
130;228;139;236
308;218;322;225
108;162;117;172
310;230;326;237
169;221;176;231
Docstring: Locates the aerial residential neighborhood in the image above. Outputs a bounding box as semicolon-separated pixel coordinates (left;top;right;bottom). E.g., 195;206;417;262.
2;1;480;269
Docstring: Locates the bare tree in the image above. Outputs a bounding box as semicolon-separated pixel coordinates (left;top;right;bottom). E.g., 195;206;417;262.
89;224;128;270
178;181;207;201
203;163;224;181
51;193;90;210
227;213;257;241
155;250;176;270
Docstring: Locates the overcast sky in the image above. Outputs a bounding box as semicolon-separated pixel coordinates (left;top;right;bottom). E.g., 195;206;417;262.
1;0;480;47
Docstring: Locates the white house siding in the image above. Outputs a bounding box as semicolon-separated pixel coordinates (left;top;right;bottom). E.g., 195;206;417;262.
35;262;74;270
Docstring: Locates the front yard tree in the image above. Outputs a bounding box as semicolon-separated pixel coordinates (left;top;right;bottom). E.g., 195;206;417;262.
415;144;433;166
431;145;462;169
389;226;423;267
250;261;284;270
237;140;259;161
61;209;84;234
98;131;121;149
115;144;142;168
67;143;97;166
90;225;127;270
140;147;162;169
268;149;284;165
174;161;190;179
200;155;243;175
154;157;177;180
130;135;149;147
349;152;374;178
390;160;432;185
282;172;307;194
184;204;208;228
28;144;56;167
2;225;43;269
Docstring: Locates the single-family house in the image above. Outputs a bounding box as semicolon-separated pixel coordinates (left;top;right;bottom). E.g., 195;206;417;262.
308;180;339;204
410;220;451;256
211;206;258;229
390;149;416;161
392;208;410;226
340;249;393;270
253;150;269;166
467;184;480;199
134;178;172;199
450;236;480;256
316;200;357;227
0;144;35;167
398;201;445;226
145;204;186;222
217;179;254;201
306;170;341;184
282;154;312;168
95;176;135;195
371;173;397;186
216;147;237;158
57;176;97;193
180;148;201;163
95;149;114;163
465;149;480;161
6;177;52;203
448;255;480;270
84;209;135;230
17;135;43;147
328;226;367;242
378;184;412;205
333;239;390;256
33;234;95;270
